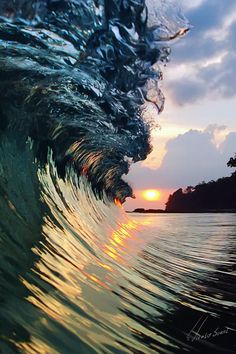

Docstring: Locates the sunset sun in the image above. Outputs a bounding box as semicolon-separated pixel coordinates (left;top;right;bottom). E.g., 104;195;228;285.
142;189;161;201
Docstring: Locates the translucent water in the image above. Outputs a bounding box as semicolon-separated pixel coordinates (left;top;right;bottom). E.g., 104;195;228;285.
1;163;235;352
1;2;234;354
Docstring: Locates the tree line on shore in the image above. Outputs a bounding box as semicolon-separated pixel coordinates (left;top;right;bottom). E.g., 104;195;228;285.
165;155;236;212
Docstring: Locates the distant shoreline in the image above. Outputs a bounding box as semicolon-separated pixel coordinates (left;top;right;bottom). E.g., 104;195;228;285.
127;209;236;214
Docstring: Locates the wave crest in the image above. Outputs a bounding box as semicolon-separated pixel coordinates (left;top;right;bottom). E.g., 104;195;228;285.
0;0;189;202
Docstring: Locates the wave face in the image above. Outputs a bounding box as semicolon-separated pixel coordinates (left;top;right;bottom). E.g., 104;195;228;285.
1;140;235;354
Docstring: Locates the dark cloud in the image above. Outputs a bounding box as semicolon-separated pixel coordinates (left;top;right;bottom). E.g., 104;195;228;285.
186;0;236;32
200;53;236;97
166;0;236;105
226;20;236;51
172;0;236;63
126;128;235;190
168;51;236;104
169;78;206;105
172;34;223;64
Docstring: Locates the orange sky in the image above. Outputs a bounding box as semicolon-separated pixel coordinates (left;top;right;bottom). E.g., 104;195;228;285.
124;188;174;211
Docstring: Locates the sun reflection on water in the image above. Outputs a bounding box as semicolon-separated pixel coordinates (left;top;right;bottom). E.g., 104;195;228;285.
103;220;138;262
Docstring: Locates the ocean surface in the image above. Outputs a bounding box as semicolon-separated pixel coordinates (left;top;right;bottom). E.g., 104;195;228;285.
1;207;235;353
0;1;235;353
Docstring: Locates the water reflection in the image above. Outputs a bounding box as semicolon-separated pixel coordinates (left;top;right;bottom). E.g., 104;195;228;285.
103;220;138;262
1;154;236;354
117;214;236;353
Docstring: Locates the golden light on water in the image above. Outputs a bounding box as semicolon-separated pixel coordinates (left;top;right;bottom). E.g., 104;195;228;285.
114;198;122;207
103;220;137;262
142;189;161;201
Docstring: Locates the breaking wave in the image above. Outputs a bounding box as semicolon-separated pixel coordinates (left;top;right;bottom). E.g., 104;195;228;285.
0;0;188;202
5;2;228;354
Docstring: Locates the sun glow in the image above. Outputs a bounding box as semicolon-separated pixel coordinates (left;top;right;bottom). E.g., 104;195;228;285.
142;189;161;201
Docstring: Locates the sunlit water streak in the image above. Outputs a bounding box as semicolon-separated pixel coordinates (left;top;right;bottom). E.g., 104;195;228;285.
0;145;235;353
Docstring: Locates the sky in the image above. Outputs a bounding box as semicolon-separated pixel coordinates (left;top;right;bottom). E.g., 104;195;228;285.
124;0;236;211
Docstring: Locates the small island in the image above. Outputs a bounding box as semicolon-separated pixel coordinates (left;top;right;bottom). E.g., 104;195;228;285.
131;208;166;213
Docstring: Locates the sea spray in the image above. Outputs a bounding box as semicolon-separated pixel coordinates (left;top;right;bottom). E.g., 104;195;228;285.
0;0;189;202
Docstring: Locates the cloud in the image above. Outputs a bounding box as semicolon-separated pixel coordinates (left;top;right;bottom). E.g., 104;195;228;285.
199;53;236;97
165;0;236;105
126;127;235;190
204;124;227;135
221;132;236;157
168;78;206;105
186;0;236;32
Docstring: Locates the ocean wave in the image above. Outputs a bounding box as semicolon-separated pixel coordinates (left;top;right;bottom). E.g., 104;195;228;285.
0;3;198;353
0;0;188;202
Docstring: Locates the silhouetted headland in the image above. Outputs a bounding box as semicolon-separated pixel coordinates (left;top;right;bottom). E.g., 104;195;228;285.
166;172;236;213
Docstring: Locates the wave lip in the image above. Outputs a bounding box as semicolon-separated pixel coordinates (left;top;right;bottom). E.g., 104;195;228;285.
0;0;189;202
